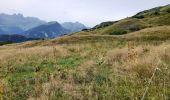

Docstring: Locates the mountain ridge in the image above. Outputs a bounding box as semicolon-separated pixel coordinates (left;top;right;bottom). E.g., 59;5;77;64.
62;22;88;32
24;22;70;39
0;13;88;41
0;13;46;34
0;34;39;43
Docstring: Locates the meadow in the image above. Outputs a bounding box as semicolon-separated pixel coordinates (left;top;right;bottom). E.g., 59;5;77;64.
0;26;170;100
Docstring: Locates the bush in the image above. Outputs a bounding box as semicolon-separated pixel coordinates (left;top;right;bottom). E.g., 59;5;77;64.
132;15;144;19
93;21;117;29
0;41;13;45
109;30;127;35
154;11;160;15
166;8;170;13
82;28;90;32
128;24;141;32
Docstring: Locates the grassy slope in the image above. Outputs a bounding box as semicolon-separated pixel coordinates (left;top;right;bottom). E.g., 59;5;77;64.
0;4;170;100
0;26;170;99
75;4;170;35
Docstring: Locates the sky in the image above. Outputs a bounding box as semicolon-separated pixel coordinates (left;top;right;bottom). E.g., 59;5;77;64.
0;0;170;27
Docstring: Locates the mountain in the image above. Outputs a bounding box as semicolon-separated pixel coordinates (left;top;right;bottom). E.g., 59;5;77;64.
0;34;38;43
77;4;170;35
0;13;46;34
24;22;70;38
0;13;89;41
62;22;87;32
0;25;24;34
0;29;5;34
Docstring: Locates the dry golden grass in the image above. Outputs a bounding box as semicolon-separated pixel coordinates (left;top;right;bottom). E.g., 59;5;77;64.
0;46;68;61
1;31;170;99
21;42;170;99
125;26;170;38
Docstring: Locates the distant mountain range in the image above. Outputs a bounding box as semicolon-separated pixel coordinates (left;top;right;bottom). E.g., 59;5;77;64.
0;13;88;42
25;22;70;38
62;22;87;32
0;34;38;43
0;13;46;34
0;29;5;34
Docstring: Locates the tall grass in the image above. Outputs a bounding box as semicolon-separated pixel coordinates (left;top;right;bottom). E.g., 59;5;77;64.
0;35;170;99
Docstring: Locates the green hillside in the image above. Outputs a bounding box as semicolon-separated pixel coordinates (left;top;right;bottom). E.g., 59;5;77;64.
75;4;170;35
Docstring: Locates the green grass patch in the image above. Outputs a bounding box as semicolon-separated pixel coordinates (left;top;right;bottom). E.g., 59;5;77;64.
57;57;82;69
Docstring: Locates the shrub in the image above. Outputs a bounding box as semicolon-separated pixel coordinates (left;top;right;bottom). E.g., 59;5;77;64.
167;8;170;13
127;24;141;32
0;41;13;45
154;11;160;15
82;29;89;31
92;21;117;30
132;15;144;19
109;30;127;35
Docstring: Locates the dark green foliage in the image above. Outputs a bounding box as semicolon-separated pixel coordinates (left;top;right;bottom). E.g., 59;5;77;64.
82;28;89;31
127;24;142;32
135;7;161;16
154;11;160;15
0;41;12;45
132;6;162;19
93;21;117;29
132;15;145;19
109;30;127;35
167;8;170;13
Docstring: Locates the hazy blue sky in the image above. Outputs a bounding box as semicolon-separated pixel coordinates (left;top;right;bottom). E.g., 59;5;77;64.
0;0;170;27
